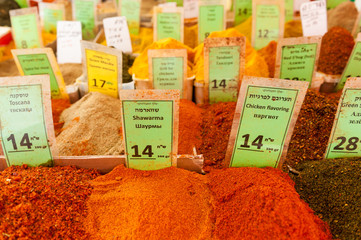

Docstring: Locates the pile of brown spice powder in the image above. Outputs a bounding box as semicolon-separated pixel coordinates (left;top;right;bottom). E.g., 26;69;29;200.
0;165;99;239
286;89;338;166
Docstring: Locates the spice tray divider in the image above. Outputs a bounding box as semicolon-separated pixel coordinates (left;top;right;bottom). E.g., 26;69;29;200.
0;154;204;174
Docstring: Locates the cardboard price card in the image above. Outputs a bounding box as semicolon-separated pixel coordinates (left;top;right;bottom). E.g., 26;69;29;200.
73;0;96;40
0;75;56;167
184;0;198;19
10;7;43;49
57;21;82;64
153;7;184;43
198;0;226;44
103;16;132;53
12;48;68;99
120;89;179;170
38;2;65;34
285;0;294;21
148;49;188;99
204;37;246;104
119;0;141;35
81;41;122;98
234;0;252;25
252;0;285;50
325;78;361;159
224;76;308;168
275;36;321;87
335;34;361;91
300;0;327;37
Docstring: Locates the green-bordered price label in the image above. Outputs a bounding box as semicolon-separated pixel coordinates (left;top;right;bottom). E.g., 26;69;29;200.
39;2;65;34
73;0;96;40
234;0;252;25
0;75;56;167
335;37;361;91
120;90;179;170
275;36;321;88
12;48;68;99
285;0;293;22
204;37;246;104
119;0;141;35
326;0;347;10
252;0;284;50
10;7;43;49
198;0;225;44
154;7;184;42
148;49;188;99
325;78;361;159
81;41;123;98
224;76;308;168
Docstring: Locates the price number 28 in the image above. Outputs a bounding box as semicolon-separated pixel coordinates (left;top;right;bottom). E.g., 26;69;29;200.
333;136;360;151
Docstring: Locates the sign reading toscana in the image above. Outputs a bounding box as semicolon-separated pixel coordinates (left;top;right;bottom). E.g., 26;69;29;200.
224;76;308;168
120;90;179;170
0;75;56;167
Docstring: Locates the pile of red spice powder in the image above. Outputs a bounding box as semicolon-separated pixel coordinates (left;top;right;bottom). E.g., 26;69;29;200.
208;167;333;240
0;165;99;239
178;99;204;154
286;89;338;166
317;27;355;75
198;102;236;171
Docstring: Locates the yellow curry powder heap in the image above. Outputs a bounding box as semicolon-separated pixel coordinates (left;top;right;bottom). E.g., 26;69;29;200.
194;28;270;84
129;38;195;79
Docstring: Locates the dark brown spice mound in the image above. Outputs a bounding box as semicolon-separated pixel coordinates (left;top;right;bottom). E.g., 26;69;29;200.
286;89;338;166
317;27;355;75
199;102;236;171
0;165;99;239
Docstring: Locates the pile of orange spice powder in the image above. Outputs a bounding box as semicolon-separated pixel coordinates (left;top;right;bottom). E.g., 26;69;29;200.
0;165;99;239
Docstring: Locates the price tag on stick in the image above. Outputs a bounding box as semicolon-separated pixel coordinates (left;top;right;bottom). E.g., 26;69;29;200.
81;41;122;98
335;34;361;91
10;7;43;49
325;78;361;159
103;16;132;53
11;48;68;99
38;2;65;34
234;0;252;25
252;0;285;50
148;49;188;99
0;75;57;167
224;76;308;168
73;0;96;40
275;36;322;88
120;89;180;170
198;0;226;44
300;0;327;37
204;37;246;103
57;21;82;64
119;0;141;35
153;6;184;42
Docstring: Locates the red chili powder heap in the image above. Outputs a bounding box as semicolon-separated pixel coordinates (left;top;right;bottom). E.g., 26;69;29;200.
286;89;338;166
208;167;332;240
199;102;236;171
178;99;204;154
84;165;213;239
51;98;71;136
317;27;355;75
0;165;99;239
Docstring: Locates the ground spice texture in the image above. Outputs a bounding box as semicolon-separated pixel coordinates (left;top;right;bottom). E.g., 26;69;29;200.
0;165;99;239
286;89;338;166
199;102;236;171
208;167;332;240
84;165;213;240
